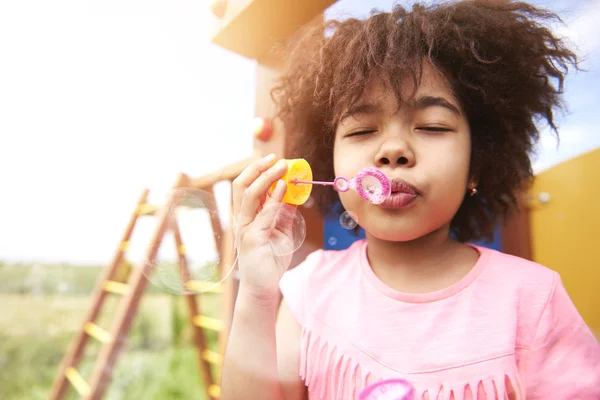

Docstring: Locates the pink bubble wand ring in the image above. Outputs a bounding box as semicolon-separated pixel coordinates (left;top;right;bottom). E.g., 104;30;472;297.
291;167;391;205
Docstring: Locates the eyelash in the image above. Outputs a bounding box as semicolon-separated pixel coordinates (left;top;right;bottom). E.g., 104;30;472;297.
346;127;451;137
346;130;375;137
417;127;451;132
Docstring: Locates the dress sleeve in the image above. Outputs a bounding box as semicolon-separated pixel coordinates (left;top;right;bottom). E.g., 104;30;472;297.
521;273;600;399
279;249;323;326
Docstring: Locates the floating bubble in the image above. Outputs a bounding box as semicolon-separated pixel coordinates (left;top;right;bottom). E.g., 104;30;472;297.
238;201;307;258
359;378;415;400
143;188;237;295
339;211;358;230
328;236;338;247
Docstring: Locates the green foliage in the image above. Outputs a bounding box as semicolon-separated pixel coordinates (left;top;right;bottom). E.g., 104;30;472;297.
0;262;220;296
0;332;71;400
171;295;187;347
0;261;223;400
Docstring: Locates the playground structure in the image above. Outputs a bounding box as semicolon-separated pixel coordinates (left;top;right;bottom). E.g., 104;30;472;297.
50;0;600;399
50;1;335;399
48;155;259;400
527;148;600;336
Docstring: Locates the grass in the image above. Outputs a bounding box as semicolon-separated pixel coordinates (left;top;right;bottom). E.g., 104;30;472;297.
0;262;223;400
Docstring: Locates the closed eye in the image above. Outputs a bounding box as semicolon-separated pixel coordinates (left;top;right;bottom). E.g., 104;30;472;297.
346;130;376;137
417;127;451;132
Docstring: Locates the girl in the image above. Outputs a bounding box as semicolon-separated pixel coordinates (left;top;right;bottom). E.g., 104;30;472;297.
221;1;600;399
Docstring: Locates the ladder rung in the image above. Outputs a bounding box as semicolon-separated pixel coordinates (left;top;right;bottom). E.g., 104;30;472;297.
185;280;222;293
209;384;221;398
193;315;224;331
65;367;91;397
137;203;160;216
84;322;113;344
202;349;222;365
103;280;130;295
137;201;206;217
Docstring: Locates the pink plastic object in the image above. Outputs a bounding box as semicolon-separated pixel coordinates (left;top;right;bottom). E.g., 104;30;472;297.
359;378;415;400
292;167;391;205
353;167;391;204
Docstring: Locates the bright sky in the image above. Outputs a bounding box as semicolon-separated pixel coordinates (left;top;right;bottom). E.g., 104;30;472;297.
1;0;598;266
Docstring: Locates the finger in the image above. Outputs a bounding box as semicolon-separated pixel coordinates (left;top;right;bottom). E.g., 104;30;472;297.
249;180;288;231
238;160;288;227
232;153;277;217
253;201;290;231
269;179;287;203
255;198;297;234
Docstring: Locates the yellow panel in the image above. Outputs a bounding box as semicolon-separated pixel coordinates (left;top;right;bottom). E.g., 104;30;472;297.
209;0;337;60
529;148;600;335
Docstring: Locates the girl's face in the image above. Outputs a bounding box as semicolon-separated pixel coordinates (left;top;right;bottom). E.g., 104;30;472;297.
333;64;473;242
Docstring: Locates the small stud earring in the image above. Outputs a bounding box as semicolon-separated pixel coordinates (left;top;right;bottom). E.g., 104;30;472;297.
469;187;478;196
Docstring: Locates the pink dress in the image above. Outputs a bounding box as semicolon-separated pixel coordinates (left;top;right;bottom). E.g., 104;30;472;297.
279;240;600;399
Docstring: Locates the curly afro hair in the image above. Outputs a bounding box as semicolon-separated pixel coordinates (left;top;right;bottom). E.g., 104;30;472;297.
271;0;579;242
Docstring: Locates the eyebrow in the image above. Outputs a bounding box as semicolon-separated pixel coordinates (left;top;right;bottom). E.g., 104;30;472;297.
412;96;461;116
339;95;461;123
339;103;383;124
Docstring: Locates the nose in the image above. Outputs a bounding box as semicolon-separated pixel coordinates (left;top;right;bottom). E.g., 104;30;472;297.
374;137;415;168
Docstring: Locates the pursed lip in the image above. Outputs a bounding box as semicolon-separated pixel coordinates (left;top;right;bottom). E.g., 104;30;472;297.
389;178;419;196
380;178;420;209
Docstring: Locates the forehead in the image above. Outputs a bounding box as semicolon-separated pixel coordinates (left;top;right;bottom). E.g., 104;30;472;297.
360;63;457;107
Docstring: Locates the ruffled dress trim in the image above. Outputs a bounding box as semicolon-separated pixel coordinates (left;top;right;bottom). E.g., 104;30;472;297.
300;325;523;400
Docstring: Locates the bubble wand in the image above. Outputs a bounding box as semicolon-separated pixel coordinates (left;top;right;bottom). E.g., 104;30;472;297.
275;159;391;205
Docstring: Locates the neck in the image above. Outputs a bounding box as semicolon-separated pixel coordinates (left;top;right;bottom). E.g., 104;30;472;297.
364;226;477;293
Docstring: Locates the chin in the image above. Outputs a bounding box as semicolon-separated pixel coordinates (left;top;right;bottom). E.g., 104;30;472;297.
363;221;430;242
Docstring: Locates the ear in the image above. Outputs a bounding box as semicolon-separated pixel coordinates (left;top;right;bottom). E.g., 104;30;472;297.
467;172;479;190
467;163;480;187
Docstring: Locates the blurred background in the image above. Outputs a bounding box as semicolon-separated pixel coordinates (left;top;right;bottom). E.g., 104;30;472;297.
1;0;598;399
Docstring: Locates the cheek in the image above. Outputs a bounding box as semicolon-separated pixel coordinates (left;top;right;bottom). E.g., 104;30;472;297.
336;190;363;218
332;142;356;179
432;135;471;174
332;140;342;177
424;142;471;196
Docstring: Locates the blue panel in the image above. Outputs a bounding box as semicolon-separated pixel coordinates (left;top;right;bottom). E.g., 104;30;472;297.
468;226;501;251
324;202;502;251
323;205;365;250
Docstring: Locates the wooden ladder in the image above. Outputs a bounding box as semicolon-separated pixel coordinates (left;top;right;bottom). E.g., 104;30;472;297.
49;155;259;400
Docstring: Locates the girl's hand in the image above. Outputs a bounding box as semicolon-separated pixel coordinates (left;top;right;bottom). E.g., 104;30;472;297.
232;154;298;302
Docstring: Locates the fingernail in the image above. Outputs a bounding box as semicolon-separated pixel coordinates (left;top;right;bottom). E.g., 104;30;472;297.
264;153;276;161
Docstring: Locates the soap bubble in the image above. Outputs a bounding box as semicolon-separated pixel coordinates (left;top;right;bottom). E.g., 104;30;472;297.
328;237;338;246
143;188;307;295
339;211;358;230
234;201;306;259
260;202;306;257
143;188;237;295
